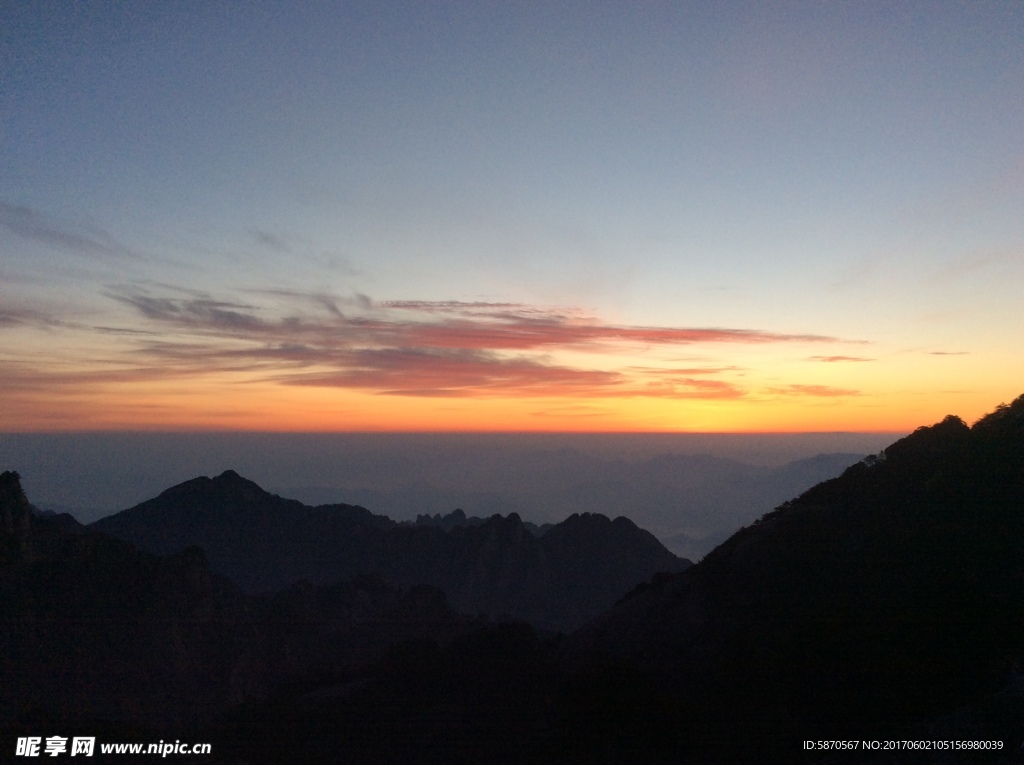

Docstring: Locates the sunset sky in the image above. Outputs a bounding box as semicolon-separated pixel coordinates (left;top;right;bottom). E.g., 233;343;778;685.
2;2;1022;432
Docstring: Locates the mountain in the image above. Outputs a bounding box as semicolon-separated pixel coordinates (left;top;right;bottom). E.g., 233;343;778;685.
92;471;687;632
277;450;866;559
566;394;1024;758
209;392;1024;763
2;432;883;527
0;471;253;730
412;507;554;536
92;470;396;592
0;470;480;735
5;396;1024;762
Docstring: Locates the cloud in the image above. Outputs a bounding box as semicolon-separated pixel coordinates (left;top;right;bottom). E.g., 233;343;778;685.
0;309;25;328
110;289;847;351
928;351;969;356
808;355;874;363
246;229;361;276
626;365;740;375
249;228;291;254
80;286;862;399
276;348;626;398
92;325;164;336
381;300;529;312
110;292;266;330
0;304;72;331
0;361;205;394
765;384;860;398
530;404;612;418
634;378;746;399
276;351;748;400
932;248;1022;283
0;201;139;260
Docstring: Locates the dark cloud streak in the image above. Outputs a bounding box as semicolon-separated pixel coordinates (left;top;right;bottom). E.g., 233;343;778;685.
109;289;847;350
0;201;140;261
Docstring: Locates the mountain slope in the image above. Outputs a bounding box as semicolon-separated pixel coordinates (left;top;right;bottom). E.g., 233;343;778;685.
0;470;480;733
92;471;687;631
567;395;1024;752
93;469;396;592
0;471;253;729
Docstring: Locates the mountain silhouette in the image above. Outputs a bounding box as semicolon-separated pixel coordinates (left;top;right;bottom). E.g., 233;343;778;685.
567;394;1024;757
92;470;687;632
6;395;1024;762
0;471;481;738
273;449;865;560
1;471;250;730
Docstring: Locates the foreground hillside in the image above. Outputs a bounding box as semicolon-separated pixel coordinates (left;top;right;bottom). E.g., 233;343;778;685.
1;472;483;734
92;473;686;632
568;394;1024;758
206;394;1024;762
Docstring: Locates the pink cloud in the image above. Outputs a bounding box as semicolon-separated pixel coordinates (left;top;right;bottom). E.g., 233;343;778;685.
276;349;746;399
89;287;861;399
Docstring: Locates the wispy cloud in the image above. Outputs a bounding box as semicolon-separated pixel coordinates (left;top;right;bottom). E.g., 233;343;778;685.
249;227;291;254
0;201;139;261
0;304;73;331
808;355;874;363
37;286;863;400
625;365;741;375
0;309;25;327
530;404;613;419
111;292;266;331
931;248;1022;284
109;290;846;350
928;350;969;356
765;384;860;397
0;361;205;394
278;348;624;398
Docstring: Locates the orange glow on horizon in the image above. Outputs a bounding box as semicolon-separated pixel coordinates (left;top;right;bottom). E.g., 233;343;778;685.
1;375;1015;435
2;319;1018;435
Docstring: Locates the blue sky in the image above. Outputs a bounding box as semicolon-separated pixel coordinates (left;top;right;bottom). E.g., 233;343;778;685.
2;2;1022;431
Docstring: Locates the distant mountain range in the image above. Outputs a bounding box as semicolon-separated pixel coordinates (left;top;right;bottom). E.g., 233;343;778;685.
4;396;1024;762
91;471;687;632
2;431;870;560
274;450;866;560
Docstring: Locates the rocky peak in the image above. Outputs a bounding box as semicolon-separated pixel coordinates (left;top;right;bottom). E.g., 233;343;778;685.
155;469;271;504
1;470;33;563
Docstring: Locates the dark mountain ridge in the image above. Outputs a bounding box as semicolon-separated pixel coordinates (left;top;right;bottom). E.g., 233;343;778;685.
411;506;554;536
1;472;251;730
274;449;865;561
92;471;687;632
0;472;482;738
567;394;1024;756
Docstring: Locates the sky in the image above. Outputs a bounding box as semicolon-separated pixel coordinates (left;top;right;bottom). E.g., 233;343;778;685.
2;1;1022;433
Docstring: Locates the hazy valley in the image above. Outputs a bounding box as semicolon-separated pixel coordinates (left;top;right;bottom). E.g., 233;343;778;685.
0;432;883;562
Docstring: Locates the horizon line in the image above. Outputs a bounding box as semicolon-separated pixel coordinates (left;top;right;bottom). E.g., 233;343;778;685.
1;428;909;436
